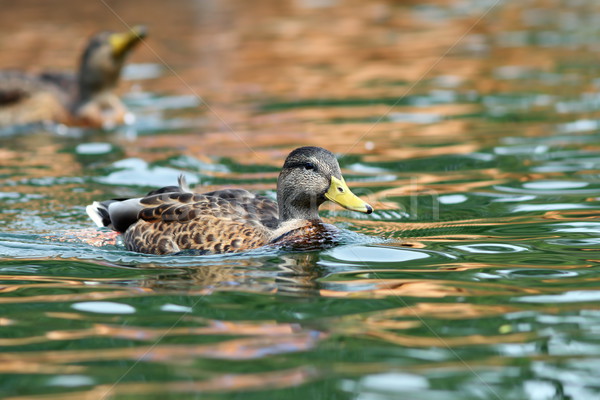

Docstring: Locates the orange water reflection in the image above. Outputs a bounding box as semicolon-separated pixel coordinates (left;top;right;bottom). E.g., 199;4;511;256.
5;367;317;399
2;0;600;398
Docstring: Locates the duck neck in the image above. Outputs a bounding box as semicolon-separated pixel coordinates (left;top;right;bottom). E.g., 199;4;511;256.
279;203;321;222
76;77;114;104
277;190;323;223
75;57;121;104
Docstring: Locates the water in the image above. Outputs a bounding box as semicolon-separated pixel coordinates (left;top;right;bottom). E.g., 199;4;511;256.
2;0;600;399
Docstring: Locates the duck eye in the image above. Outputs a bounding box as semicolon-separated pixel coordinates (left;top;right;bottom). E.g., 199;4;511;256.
303;162;316;171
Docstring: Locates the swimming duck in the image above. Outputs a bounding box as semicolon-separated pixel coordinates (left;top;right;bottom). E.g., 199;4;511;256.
0;26;146;129
86;146;374;255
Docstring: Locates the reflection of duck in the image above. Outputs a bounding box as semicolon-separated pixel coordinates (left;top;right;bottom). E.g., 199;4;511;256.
0;26;146;129
87;146;374;255
139;252;322;295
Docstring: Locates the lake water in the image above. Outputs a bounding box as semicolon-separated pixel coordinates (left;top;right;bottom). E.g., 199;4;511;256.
1;0;600;399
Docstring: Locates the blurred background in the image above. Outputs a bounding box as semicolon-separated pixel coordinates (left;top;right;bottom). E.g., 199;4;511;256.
2;0;600;399
3;0;600;157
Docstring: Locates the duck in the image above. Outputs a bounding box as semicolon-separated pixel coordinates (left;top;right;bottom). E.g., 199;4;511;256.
86;146;374;255
0;25;147;129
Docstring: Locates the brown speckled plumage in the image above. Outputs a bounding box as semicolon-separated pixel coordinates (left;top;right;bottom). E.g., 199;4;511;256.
123;191;275;254
87;146;374;255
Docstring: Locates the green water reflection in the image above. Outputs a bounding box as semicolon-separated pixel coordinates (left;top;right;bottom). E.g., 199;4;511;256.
2;0;600;399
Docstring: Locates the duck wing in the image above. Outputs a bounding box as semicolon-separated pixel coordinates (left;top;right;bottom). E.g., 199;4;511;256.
87;178;280;255
126;190;278;254
0;71;69;126
39;71;77;99
201;188;279;229
0;71;44;105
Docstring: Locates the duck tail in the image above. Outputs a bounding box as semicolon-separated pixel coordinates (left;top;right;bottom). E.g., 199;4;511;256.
86;200;117;229
86;176;192;233
86;198;143;233
178;174;191;192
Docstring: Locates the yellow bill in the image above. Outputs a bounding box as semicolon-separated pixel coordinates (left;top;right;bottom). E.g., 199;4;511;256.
325;176;373;214
109;25;147;57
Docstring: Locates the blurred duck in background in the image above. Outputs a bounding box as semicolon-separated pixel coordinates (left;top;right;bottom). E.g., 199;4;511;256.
0;25;146;129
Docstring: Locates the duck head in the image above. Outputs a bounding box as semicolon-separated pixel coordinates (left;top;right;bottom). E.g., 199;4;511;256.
277;146;373;221
77;25;147;100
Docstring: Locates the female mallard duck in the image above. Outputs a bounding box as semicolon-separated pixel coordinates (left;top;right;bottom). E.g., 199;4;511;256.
0;26;146;129
86;146;374;255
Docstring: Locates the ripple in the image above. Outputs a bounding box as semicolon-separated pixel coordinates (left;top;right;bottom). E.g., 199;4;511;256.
75;142;113;155
319;245;443;269
499;269;579;278
160;304;194;313
125;93;201;110
491;195;536;203
512;203;593;212
523;181;588;190
388;112;443;124
71;301;136;314
46;375;95;387
96;158;200;187
122;63;164;80
453;244;528;254
551;222;600;234
344;372;429;394
557;118;600;133
494;144;548;155
438;194;468;204
517;290;600;304
546;238;600;247
494;180;600;195
169;155;230;173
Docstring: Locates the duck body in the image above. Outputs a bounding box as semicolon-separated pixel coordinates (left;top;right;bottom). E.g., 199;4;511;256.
0;26;146;129
0;70;70;127
87;147;373;255
122;188;278;255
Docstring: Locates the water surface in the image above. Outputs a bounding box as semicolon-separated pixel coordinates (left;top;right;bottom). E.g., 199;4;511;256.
1;1;600;399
